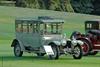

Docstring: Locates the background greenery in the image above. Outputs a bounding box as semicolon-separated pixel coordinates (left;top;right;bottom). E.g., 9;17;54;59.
0;0;100;15
0;6;100;40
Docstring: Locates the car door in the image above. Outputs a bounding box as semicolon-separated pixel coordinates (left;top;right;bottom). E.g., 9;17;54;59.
22;23;41;48
16;23;24;44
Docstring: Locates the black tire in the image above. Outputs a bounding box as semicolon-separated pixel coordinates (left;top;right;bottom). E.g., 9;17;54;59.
37;53;45;56
73;45;82;59
89;51;98;55
49;45;59;60
14;42;23;57
80;39;90;56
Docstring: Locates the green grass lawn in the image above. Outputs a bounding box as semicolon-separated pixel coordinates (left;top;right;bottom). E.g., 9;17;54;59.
0;6;100;67
0;40;100;67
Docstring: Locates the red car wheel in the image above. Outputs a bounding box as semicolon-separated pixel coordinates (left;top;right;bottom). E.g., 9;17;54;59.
81;40;90;56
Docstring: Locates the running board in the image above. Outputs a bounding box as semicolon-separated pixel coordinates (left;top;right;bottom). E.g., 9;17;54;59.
94;44;100;47
93;49;100;51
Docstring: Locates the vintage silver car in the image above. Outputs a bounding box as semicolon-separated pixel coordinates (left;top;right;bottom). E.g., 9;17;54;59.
11;17;83;60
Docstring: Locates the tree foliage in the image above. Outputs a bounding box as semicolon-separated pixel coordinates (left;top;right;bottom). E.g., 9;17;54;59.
92;0;100;15
71;0;94;14
15;0;74;12
1;0;100;15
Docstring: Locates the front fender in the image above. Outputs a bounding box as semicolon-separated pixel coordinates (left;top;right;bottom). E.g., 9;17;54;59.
77;37;93;50
72;40;84;46
77;40;84;45
53;41;61;46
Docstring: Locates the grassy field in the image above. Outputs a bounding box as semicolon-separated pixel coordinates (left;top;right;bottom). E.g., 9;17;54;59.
0;40;100;67
0;6;100;67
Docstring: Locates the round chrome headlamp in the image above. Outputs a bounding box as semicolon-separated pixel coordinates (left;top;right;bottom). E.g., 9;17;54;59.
72;40;77;46
61;39;66;46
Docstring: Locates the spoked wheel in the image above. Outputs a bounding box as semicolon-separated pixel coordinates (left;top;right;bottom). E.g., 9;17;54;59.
80;39;90;56
37;53;45;56
73;45;82;59
14;42;23;57
49;45;59;60
89;51;98;55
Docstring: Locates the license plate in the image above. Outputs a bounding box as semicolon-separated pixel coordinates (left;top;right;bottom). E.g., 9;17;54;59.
43;45;54;55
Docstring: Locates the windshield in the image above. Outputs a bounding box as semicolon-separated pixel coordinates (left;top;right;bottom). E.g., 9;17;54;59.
40;23;63;34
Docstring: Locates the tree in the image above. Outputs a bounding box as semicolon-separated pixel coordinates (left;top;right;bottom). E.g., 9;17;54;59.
71;0;94;14
24;0;40;8
60;0;74;12
15;0;26;7
92;0;100;15
49;0;61;11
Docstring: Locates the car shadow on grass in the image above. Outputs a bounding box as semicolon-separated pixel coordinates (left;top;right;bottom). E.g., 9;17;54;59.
0;55;75;62
0;55;49;62
84;55;100;58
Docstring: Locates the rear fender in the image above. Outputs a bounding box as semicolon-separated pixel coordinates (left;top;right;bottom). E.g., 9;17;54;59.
11;39;18;47
11;39;25;51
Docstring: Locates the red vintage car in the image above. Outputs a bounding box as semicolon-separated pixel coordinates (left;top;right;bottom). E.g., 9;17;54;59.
70;19;100;56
